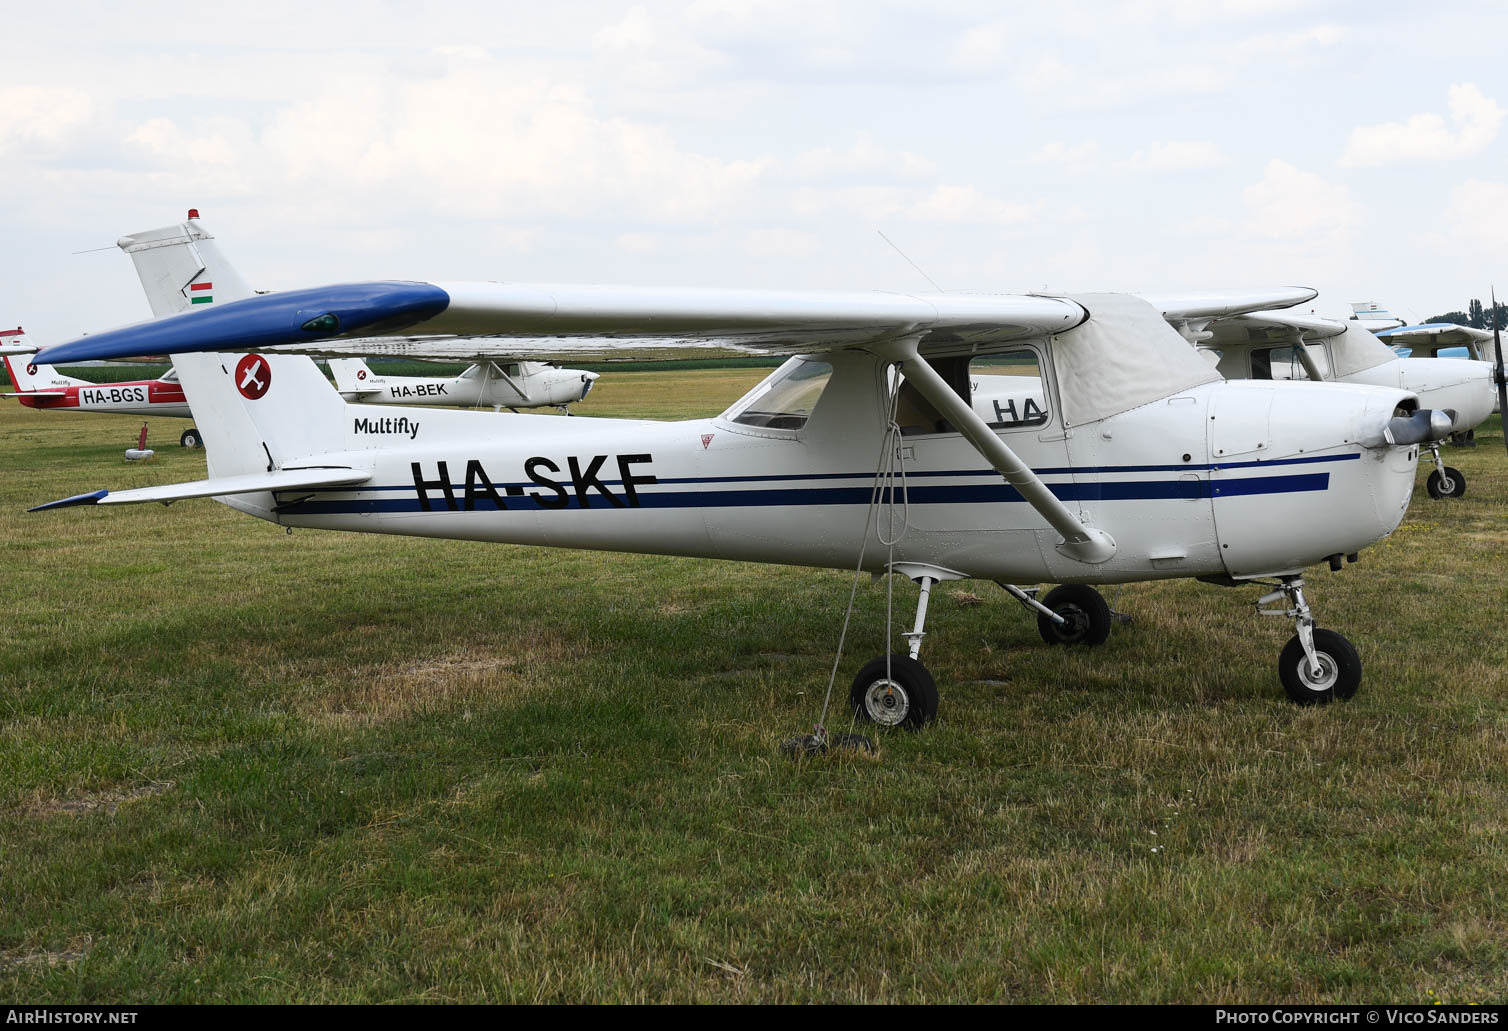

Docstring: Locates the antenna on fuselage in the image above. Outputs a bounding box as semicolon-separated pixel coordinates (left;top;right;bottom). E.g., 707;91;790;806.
876;230;945;294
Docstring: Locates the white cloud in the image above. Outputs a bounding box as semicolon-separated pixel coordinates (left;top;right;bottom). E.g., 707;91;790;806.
1027;140;1228;175
592;4;730;88
910;185;1039;226
1121;141;1230;172
0;86;95;154
1241;159;1360;246
1444;179;1508;256
950;21;1011;72
1339;84;1504;167
742;227;819;259
788;134;937;180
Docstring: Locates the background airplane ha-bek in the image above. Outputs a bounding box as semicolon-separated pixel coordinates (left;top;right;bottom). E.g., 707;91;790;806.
120;212;598;412
30;278;1459;720
328;357;597;411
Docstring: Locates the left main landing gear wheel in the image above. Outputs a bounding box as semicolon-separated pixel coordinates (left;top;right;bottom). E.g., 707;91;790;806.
1279;628;1361;705
1036;584;1112;646
849;654;938;730
1426;467;1466;499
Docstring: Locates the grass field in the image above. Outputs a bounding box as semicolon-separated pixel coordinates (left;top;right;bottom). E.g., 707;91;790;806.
1;370;1506;1003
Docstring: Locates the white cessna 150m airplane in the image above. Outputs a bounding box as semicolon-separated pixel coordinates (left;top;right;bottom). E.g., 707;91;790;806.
31;273;1460;726
328;356;598;412
1164;307;1502;499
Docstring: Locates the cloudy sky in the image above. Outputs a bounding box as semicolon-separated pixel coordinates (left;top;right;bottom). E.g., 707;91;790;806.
3;0;1504;344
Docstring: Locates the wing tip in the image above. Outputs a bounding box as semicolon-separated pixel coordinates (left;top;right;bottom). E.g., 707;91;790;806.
29;489;110;513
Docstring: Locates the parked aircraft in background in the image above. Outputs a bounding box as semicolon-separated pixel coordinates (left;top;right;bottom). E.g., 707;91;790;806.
1159;307;1497;498
329;356;596;412
33;266;1459;723
0;328;205;446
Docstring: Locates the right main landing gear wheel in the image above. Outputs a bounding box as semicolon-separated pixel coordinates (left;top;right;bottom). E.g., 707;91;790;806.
1278;628;1361;705
180;427;203;448
1036;584;1112;646
1426;467;1466;499
849;654;938;731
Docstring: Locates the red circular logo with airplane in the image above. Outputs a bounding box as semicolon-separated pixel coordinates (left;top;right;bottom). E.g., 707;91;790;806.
26;363;37;376
357;369;367;380
235;354;271;400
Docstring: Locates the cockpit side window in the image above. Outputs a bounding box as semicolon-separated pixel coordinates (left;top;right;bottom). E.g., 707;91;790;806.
970;349;1049;430
892;348;1050;435
727;358;834;430
1251;344;1330;381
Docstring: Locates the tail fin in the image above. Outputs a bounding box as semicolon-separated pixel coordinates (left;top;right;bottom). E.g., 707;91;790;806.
1349;301;1405;332
0;329;85;392
328;357;384;394
171;352;347;479
117;210;255;317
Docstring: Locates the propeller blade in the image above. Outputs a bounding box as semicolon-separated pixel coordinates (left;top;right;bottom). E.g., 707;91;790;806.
1494;288;1507;456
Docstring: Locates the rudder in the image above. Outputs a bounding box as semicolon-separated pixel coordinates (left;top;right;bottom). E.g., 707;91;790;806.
117;211;255;318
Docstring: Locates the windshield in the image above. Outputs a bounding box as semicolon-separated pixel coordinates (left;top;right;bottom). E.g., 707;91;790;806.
726;358;833;430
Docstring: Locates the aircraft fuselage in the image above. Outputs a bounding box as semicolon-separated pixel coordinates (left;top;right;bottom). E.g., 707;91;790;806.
239;354;1419;585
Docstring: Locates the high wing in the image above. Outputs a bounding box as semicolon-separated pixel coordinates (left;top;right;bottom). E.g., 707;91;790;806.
34;282;1090;365
1198;310;1346;347
1375;323;1494;348
29;465;371;511
1140;287;1318;323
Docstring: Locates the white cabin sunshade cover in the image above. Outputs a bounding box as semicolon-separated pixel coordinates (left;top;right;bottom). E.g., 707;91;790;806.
1053;293;1223;428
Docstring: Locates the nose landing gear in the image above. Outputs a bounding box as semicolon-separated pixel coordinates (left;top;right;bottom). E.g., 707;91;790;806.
1423;443;1467;499
1257;577;1361;704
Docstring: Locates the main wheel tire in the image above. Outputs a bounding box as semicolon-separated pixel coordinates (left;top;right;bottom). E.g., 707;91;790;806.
849;654;939;730
180;427;203;449
1278;628;1361;705
1036;584;1112;646
1426;467;1466;499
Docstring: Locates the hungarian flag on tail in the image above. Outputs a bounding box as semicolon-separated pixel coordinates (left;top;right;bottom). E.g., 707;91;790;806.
188;281;213;305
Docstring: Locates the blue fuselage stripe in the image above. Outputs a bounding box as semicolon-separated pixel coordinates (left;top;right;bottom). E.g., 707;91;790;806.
275;471;1331;515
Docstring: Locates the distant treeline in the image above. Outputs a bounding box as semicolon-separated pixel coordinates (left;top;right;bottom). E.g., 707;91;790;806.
1424;299;1508;329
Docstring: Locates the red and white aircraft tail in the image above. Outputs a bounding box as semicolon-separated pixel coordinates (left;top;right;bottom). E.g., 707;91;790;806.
1;328;85;396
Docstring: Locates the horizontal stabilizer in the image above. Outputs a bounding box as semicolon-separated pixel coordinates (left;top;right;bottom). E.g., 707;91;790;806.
29;466;371;512
0;391;69;398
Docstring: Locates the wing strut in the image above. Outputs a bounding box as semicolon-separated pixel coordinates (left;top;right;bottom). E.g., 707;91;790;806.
886;338;1116;564
1287;330;1326;382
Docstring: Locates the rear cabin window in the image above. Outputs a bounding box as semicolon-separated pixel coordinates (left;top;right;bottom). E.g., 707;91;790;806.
729;358;833;430
894;348;1050;435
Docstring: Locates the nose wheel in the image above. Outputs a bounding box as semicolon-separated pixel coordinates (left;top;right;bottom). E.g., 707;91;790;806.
1278;628;1361;704
1426;466;1466;499
1423;444;1467;498
1258;577;1361;704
